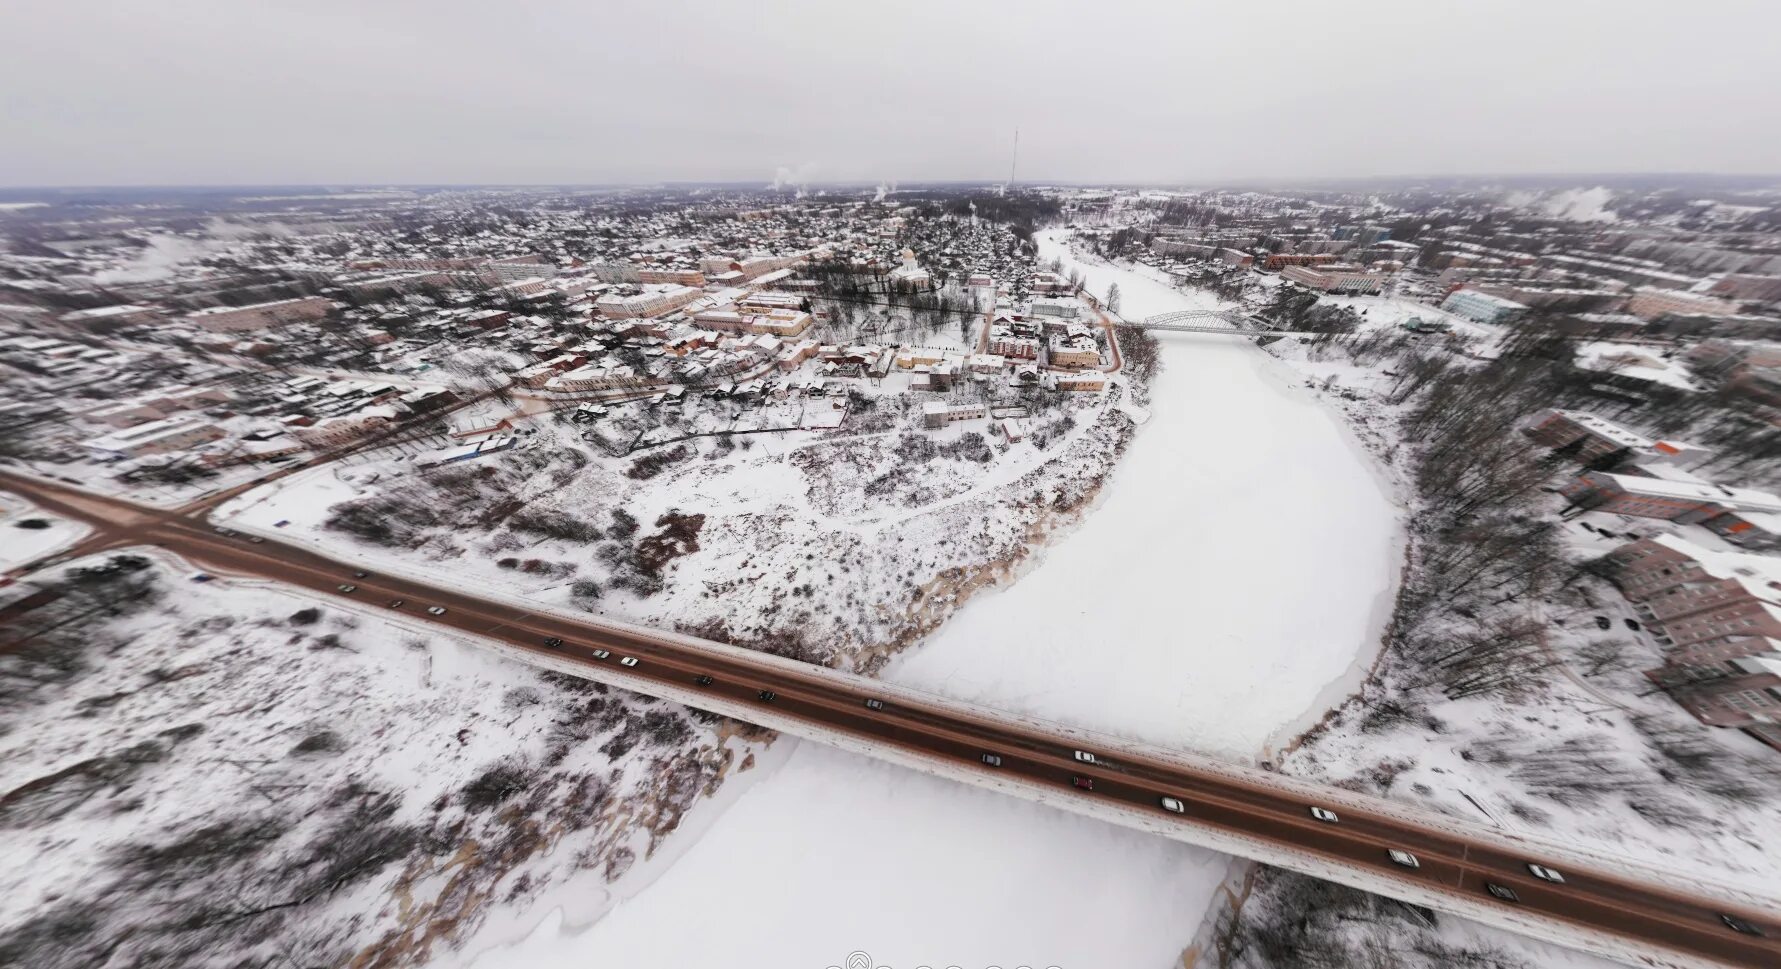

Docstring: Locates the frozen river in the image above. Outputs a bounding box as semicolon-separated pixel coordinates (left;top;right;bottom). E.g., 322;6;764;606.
460;229;1403;969
890;229;1402;759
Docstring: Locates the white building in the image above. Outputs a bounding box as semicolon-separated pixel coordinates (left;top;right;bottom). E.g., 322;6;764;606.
1440;289;1528;324
85;417;226;461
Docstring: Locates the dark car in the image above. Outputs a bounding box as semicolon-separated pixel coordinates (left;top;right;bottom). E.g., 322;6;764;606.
1624;618;1641;631
1485;883;1520;903
757;690;777;702
1595;615;1611;630
694;675;715;686
352;570;370;579
1721;914;1764;937
543;637;564;649
1071;776;1094;791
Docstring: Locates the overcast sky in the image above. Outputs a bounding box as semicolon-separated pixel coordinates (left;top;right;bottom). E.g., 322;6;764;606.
3;0;1778;187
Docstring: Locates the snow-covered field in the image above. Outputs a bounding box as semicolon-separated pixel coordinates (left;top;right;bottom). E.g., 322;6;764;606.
0;552;776;967
0;491;89;572
459;231;1407;968
458;742;1228;969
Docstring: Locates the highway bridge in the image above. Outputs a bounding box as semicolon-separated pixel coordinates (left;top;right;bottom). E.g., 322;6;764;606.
3;469;1778;969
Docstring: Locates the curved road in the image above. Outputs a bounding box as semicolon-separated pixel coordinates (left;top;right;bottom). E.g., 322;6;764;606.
3;470;1778;968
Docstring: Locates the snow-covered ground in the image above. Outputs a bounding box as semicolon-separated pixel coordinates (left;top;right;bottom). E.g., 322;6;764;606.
0;551;777;967
456;743;1228;969
458;230;1407;968
0;490;90;572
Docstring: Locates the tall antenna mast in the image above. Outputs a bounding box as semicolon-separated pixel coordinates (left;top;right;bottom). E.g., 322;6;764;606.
1009;127;1019;188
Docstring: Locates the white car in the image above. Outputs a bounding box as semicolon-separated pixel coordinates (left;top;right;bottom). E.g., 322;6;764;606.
590;649;611;659
1387;849;1420;868
619;656;639;667
1526;864;1565;883
1159;796;1186;814
1072;750;1096;764
1309;806;1339;823
426;606;447;616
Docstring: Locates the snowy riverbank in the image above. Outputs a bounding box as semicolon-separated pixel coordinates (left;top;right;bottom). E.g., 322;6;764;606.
457;230;1407;969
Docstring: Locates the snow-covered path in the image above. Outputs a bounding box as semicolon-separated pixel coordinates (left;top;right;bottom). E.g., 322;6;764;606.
458;229;1404;969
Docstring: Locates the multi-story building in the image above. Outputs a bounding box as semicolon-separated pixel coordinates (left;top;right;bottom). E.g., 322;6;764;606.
636;267;706;287
290;407;398;449
1220;249;1254;269
545;364;659;393
1709;274;1781;303
1047;335;1100;369
1604;534;1781;654
594;284;702;319
183;296;337;333
1560;471;1781;522
921;402;987;428
734;291;807;314
1625;287;1737;322
60;304;164;331
1279;264;1386;294
691;307;813;337
990;330;1040;360
85;416;227;461
1523;409;1695;463
1440;289;1528;324
1051;372;1107;392
1666;655;1781;730
1261;252;1335;272
337;271;452;300
1029;298;1080;319
1029;272;1072;295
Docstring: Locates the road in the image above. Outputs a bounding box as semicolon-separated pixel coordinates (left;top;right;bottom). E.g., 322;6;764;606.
3;469;1778;968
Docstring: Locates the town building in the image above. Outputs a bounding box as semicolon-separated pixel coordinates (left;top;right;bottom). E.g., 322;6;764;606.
1047;335;1100;369
1560;471;1781;522
1523;409;1707;464
1050;372;1107;392
1440;289;1529;324
184;296;338;333
1262;252;1335;272
594;284;702;319
1604;534;1781;655
60;304;164;331
1625;287;1737;322
85;417;227;461
1659;655;1781;733
1029;298;1080;319
636;267;706;286
1279;264;1387;294
921;402;987;428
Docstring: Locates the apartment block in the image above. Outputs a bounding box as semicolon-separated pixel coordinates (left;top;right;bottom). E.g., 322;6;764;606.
1279;263;1386;294
184;296;336;333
